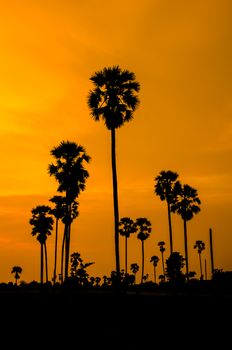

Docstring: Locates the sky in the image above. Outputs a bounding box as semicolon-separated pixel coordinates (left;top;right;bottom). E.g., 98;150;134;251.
0;0;231;283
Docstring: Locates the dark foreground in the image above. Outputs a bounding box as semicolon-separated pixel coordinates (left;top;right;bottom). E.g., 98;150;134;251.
0;286;231;349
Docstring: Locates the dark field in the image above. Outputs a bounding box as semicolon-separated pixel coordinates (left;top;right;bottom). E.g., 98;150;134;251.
0;285;231;349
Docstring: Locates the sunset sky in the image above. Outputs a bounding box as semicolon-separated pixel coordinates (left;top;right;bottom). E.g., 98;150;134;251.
0;0;231;283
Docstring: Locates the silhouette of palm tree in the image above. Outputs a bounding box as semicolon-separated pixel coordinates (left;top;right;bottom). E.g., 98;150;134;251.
171;184;201;280
49;195;67;284
48;140;90;281
158;241;166;281
11;266;22;286
136;218;152;284
119;217;137;274
29;205;54;284
150;255;159;284
130;263;139;284
154;170;180;254
88;66;140;279
194;240;205;280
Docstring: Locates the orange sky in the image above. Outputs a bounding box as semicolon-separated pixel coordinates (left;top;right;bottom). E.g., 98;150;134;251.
0;0;231;283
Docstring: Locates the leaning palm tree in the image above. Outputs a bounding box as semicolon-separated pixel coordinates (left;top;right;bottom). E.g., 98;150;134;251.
88;66;140;279
136;217;152;284
48;140;90;281
118;217;137;274
49;195;67;284
194;240;205;280
29;205;54;284
11;266;22;286
154;170;180;254
171;184;201;280
150;256;159;284
158;241;166;281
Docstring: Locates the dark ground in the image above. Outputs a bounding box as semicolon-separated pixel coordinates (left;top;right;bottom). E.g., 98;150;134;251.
0;286;231;349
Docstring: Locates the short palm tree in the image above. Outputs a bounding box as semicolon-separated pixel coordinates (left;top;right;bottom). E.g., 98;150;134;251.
154;170;180;254
150;256;159;284
194;240;205;280
171;184;201;279
158;241;166;280
48;140;90;281
118;217;137;274
11;266;22;286
29;205;54;284
88;66;140;279
130;263;139;284
136;217;152;284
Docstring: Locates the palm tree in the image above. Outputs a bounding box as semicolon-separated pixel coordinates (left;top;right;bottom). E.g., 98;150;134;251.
136;217;152;284
171;184;201;280
49;195;66;284
118;217;137;274
88;66;140;279
158;241;166;281
11;266;22;286
150;256;159;284
29;205;54;284
154;170;180;254
194;240;205;280
48;140;90;281
130;263;139;284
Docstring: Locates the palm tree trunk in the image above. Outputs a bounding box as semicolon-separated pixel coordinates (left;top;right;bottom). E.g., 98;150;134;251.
199;253;203;279
125;236;128;274
40;243;44;284
154;266;156;284
167;202;173;254
141;241;144;284
183;219;189;280
111;127;120;278
65;222;71;281
161;252;165;281
44;242;48;283
53;218;59;285
61;225;66;283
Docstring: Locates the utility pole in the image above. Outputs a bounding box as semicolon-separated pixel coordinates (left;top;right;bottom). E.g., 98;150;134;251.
204;258;207;280
209;228;214;279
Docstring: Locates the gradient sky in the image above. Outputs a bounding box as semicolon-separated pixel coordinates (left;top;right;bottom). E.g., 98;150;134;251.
0;0;231;283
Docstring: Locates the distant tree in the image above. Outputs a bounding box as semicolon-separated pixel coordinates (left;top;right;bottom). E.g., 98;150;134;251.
48;140;90;282
130;263;139;284
154;170;180;254
11;266;22;286
70;252;94;286
171;184;201;280
88;66;140;280
29;205;53;284
136;218;152;284
194;240;205;280
165;252;185;284
119;217;137;274
150;255;159;284
158;241;166;281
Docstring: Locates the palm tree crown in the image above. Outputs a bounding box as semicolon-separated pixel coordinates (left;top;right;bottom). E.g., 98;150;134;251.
171;184;201;221
88;65;140;130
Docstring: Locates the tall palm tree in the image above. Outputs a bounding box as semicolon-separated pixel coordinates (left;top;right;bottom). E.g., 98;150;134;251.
49;195;66;284
136;217;152;284
150;256;159;284
88;66;140;279
171;184;201;280
11;266;22;286
194;240;205;280
158;241;166;281
29;205;54;284
154;170;180;254
118;217;137;274
48;140;90;281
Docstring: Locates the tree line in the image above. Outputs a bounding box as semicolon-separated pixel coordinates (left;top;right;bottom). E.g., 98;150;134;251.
27;65;206;286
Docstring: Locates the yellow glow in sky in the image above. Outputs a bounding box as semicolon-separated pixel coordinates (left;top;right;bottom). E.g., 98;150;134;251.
0;0;231;283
